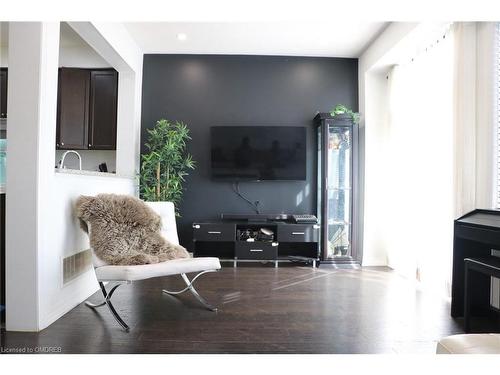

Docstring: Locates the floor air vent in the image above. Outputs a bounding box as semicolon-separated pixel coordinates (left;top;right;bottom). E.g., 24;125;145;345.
63;249;92;285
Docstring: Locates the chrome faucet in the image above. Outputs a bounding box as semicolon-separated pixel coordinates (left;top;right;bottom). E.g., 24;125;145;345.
59;150;82;170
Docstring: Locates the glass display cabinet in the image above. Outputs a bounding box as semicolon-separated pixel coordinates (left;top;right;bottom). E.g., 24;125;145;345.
314;113;359;264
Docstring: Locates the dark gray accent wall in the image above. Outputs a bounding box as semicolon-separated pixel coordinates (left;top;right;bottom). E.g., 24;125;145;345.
141;54;358;250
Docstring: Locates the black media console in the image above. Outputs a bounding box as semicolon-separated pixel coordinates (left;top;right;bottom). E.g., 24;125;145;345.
192;219;320;267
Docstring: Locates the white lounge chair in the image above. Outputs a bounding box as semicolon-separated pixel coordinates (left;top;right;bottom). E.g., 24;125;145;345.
437;334;500;354
83;201;221;331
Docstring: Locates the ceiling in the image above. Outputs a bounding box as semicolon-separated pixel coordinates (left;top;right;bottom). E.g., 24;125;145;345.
1;22;389;57
124;22;388;57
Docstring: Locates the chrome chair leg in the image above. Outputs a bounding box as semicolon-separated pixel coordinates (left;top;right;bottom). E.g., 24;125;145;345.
85;282;130;332
103;283;130;332
85;301;106;308
162;270;218;312
181;273;218;312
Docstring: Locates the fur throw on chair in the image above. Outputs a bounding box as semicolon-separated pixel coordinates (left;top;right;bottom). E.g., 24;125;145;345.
75;193;189;265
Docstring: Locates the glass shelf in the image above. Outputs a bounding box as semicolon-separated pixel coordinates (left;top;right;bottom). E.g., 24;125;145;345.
327;220;351;226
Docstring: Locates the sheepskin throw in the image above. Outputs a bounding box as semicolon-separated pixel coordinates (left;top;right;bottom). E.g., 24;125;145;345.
76;193;189;265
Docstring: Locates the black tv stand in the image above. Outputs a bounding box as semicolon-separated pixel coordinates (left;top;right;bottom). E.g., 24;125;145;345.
192;219;320;267
220;213;291;222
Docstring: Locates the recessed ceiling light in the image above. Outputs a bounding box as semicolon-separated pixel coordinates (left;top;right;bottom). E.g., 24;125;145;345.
177;33;187;41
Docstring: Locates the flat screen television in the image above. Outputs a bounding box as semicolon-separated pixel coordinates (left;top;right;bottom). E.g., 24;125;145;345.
211;126;307;181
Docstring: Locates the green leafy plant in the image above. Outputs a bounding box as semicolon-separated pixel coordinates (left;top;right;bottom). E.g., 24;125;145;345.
330;104;360;124
140;119;195;214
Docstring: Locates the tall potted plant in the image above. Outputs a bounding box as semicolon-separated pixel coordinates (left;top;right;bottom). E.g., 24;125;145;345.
140;119;195;215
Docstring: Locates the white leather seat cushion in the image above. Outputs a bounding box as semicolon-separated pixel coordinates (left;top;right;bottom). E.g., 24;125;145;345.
436;334;500;354
94;257;221;281
145;201;179;245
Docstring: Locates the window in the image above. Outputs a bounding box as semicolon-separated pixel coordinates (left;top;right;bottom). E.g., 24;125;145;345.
384;25;454;295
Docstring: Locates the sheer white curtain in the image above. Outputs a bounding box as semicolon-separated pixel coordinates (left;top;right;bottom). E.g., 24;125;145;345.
368;22;497;297
453;22;496;214
453;22;478;218
386;27;454;294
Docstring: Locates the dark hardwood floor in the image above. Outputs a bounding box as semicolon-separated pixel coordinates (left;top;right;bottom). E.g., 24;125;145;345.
0;265;464;354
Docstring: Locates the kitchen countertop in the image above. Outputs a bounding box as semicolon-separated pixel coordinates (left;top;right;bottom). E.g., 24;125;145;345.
55;168;135;180
0;170;135;193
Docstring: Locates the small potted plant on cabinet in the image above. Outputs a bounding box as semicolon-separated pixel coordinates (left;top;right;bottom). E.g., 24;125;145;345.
330;104;360;124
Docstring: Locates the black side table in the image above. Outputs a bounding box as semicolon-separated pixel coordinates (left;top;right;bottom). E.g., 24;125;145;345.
464;257;500;332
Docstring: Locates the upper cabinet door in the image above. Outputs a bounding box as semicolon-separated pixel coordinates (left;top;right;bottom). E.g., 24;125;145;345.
88;70;118;150
0;69;7;119
57;68;90;150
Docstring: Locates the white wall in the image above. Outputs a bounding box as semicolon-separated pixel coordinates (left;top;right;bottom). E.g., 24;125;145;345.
59;46;110;68
0;21;8;67
6;21;143;331
39;173;134;328
1;40;113;68
0;47;7;67
361;72;390;266
6;22;60;331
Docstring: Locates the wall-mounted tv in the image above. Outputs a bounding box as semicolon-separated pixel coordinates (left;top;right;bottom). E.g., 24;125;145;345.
211;126;307;181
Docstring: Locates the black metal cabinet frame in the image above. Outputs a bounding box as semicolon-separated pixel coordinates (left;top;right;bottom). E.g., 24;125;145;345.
315;113;360;264
0;68;7;119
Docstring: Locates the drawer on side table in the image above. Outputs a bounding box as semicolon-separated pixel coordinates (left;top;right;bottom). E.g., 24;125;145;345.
277;224;320;243
235;241;278;260
193;223;235;242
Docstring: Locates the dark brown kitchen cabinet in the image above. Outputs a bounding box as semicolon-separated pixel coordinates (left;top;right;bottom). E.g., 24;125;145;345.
0;68;7;119
56;68;118;150
57;68;90;149
88;70;118;150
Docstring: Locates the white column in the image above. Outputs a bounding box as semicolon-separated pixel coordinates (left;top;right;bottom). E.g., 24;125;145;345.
6;22;60;331
115;69;142;179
